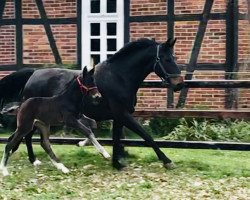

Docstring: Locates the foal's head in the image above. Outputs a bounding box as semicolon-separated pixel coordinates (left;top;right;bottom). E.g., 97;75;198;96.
77;66;102;105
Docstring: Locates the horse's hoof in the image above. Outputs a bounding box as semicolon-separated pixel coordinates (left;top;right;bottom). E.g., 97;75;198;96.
33;159;42;166
1;167;10;176
113;161;126;170
164;162;176;170
62;167;70;174
77;139;89;147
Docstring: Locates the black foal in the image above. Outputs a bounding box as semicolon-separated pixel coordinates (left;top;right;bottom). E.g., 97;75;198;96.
0;67;110;176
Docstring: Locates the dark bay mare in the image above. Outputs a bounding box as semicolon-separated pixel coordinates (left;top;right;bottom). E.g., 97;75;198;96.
0;38;184;170
0;67;110;176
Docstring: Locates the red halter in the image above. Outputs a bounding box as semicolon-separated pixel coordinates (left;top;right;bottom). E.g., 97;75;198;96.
76;76;98;95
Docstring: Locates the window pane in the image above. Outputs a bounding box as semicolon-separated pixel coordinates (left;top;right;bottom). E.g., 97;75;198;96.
107;39;116;51
91;55;100;65
107;0;116;13
91;0;100;13
107;23;116;36
91;23;100;36
91;39;100;51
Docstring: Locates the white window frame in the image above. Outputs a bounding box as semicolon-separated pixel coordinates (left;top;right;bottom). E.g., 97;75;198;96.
82;0;124;68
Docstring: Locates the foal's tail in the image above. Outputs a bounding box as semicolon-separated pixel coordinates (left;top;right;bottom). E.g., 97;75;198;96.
0;68;35;108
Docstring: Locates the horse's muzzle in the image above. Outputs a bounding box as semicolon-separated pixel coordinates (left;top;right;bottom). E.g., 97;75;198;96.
169;76;184;92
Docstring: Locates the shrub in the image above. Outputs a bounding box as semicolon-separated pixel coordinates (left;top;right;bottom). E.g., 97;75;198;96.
163;118;250;142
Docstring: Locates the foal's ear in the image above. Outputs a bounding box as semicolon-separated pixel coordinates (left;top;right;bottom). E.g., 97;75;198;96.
82;66;88;77
164;38;177;48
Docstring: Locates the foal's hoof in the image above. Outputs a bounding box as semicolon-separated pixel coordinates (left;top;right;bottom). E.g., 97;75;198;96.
101;151;111;160
164;162;176;170
77;139;90;147
113;161;126;170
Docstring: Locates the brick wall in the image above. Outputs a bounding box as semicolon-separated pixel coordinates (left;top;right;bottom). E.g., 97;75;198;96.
0;0;77;66
0;0;250;110
130;0;250;110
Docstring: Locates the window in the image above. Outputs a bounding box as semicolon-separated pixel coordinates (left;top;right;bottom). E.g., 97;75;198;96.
82;0;124;67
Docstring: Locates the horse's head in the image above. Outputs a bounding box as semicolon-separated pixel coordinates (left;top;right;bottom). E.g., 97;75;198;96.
78;66;102;105
153;38;184;92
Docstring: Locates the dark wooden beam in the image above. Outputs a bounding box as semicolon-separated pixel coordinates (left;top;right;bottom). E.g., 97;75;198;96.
129;13;226;23
76;0;81;68
0;0;7;20
134;109;250;119
167;0;175;108
35;0;62;64
176;0;214;108
22;18;77;25
0;137;248;151
225;0;239;109
124;0;130;44
15;0;23;69
140;79;250;88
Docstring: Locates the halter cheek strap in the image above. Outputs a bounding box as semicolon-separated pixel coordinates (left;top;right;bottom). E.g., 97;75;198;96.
76;76;98;95
153;45;180;79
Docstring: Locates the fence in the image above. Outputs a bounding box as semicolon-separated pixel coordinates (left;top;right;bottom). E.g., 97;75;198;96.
0;79;249;151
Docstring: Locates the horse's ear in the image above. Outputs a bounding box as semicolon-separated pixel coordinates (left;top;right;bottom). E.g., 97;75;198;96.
164;38;177;48
89;67;94;75
82;66;88;76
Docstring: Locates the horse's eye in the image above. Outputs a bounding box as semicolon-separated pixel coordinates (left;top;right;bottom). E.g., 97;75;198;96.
172;54;177;61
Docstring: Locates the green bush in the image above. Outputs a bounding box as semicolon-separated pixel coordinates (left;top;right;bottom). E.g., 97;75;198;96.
148;117;181;136
162;118;250;142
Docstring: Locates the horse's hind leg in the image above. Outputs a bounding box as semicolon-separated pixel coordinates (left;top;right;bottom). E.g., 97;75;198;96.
34;121;69;173
0;131;24;176
25;128;42;166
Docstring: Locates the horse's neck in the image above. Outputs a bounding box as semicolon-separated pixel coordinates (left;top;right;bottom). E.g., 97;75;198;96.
117;47;155;90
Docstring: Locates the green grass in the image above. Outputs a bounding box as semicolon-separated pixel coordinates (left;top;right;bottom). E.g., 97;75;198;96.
0;144;249;200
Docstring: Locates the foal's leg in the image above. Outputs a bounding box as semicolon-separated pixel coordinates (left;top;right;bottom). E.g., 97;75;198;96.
77;115;97;147
0;131;25;176
65;116;110;159
34;120;69;173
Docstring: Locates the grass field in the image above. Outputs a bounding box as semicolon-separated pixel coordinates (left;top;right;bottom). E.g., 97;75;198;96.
0;144;249;200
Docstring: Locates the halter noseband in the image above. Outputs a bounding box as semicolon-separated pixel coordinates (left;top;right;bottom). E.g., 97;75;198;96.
153;45;179;80
76;76;98;95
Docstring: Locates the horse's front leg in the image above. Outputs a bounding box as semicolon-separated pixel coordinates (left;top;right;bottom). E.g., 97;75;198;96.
65;116;110;159
109;99;174;170
112;120;127;169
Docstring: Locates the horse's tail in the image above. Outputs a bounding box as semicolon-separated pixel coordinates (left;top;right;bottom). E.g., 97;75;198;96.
0;68;35;108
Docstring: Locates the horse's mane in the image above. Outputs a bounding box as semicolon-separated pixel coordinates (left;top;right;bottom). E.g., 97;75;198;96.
107;38;157;63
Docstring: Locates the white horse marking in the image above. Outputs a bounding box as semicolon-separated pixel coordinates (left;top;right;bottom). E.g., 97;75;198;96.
50;159;70;174
33;159;42;166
